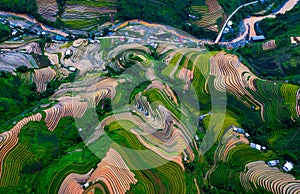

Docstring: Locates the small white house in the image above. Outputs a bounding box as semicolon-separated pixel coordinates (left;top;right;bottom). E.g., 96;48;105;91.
233;126;245;134
250;143;256;149
65;49;73;57
68;66;76;72
245;133;250;137
283;161;294;172
255;144;261;151
267;160;279;167
183;157;187;162
12;30;18;36
83;182;89;188
194;135;199;141
250;143;261;150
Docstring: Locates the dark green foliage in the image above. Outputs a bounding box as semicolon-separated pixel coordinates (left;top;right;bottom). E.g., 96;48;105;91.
96;98;112;117
15;66;29;73
56;0;67;16
237;37;300;79
271;127;300;172
62;70;78;83
0;23;11;42
259;4;300;39
31;54;52;68
205;44;222;52
103;27;110;36
0;0;38;15
117;0;189;26
236;4;300;80
0;73;39;127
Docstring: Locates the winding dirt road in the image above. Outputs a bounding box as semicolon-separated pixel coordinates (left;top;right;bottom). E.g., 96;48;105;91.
220;0;299;44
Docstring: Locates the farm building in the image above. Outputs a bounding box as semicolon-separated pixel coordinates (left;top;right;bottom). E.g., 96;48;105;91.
291;36;300;44
251;35;265;42
233;126;245;134
54;35;67;41
83;182;89;188
250;143;261;150
68;66;77;72
65;49;73;57
267;160;280;167
199;115;204;120
283;161;294;172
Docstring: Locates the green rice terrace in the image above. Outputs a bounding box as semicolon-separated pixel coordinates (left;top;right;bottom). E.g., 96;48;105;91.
0;0;300;194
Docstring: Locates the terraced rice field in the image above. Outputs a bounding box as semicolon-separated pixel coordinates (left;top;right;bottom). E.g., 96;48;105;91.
268;130;284;148
37;0;58;22
226;144;269;166
37;151;99;194
240;161;300;193
88;148;137;194
58;169;93;194
34;67;57;93
0;113;42;179
1;22;300;193
205;126;249;181
110;142;186;194
280;83;300;119
0;52;38;72
262;40;277;51
192;0;224;31
1;42;42;55
62;0;116;30
44;97;88;131
0;143;32;187
209;51;300;123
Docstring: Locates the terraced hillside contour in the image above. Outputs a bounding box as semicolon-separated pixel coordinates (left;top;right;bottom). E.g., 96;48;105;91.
240;161;300;193
88;148;137;194
44;97;88;131
205;126;249;181
34;66;57;93
0;113;42;178
37;0;58;22
192;0;224;32
209;51;300;122
62;0;117;29
0;52;38;72
262;40;277;51
58;169;93;194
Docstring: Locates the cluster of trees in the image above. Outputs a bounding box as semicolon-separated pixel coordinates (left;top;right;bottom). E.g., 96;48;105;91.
116;0;189;27
96;98;112;118
259;4;300;39
0;71;39;127
0;23;11;42
236;4;300;80
0;0;38;15
219;0;285;16
56;0;67;16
